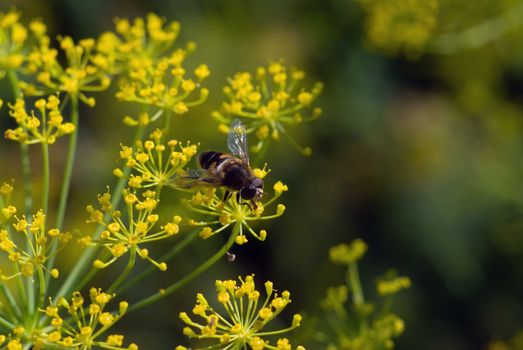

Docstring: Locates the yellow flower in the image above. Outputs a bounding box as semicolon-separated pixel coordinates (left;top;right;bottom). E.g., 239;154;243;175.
116;128;197;189
85;188;180;270
0;9;48;76
5;96;75;144
0;205;70;280
329;239;368;265
183;179;288;245
109;14;209;122
358;0;439;57
212;61;322;155
22;35;112;105
39;289;137;350
377;275;411;296
178;275;304;350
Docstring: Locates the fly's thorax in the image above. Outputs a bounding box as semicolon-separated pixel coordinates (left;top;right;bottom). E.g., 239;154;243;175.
221;161;253;191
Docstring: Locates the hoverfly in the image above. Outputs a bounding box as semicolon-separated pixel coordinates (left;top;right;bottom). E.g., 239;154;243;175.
175;119;264;206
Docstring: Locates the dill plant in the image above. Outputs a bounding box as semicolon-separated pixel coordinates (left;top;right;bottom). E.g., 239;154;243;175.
0;8;410;350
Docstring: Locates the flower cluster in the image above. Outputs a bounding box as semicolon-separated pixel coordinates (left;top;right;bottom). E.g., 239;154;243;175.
0;190;71;280
185;177;288;245
177;275;304;350
212;61;322;155
38;288;138;349
329;240;368;266
21;35;112;105
115;128;198;189
325;314;405;350
0;9;48;77
82;188;181;270
377;274;412;296
4;96;75;144
357;0;439;57
316;240;410;350
112;13;210;119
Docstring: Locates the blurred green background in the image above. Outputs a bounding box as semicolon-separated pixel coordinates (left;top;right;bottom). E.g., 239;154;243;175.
2;0;523;349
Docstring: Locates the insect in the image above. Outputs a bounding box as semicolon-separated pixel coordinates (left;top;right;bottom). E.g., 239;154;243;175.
176;119;264;206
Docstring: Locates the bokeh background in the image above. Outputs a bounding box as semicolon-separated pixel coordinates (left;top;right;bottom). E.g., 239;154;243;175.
1;0;523;349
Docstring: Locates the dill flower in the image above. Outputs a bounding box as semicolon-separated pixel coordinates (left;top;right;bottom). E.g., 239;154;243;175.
184;177;288;245
320;286;348;315
377;274;411;296
83;188;181;270
212;61;323;155
21;35;111;105
177;275;305;350
4;96;75;144
0;9;49;77
329;239;367;265
357;0;439;57
38;288;138;350
115;128;198;188
318;240;410;350
111;13;209;119
0;207;71;280
332;313;405;350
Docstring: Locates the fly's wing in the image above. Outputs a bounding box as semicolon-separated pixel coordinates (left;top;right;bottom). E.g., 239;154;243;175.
169;169;222;189
227;119;250;165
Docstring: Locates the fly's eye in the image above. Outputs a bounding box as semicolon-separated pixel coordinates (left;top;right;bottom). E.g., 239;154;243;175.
252;177;264;190
240;186;257;200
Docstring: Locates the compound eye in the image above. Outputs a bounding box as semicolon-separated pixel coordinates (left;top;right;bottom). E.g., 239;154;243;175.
253;177;264;190
240;186;256;200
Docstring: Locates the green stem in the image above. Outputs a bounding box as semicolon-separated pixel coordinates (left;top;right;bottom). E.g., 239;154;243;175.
44;94;80;296
7;70;32;219
128;225;239;313
163;110;171;133
348;262;364;306
117;227;199;293
107;247;136;293
0;284;22;322
253;138;271;168
55;124;146;300
32;266;46;328
0;314;15;331
347;262;367;332
41;141;50;214
55;94;79;229
74;250;110;292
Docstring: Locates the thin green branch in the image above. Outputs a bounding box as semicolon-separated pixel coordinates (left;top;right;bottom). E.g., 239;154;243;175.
117;227;200;293
55;124;146;300
128;225;239;313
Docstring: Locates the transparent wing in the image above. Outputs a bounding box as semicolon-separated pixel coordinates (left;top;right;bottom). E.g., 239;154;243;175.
227;119;249;165
169;169;222;189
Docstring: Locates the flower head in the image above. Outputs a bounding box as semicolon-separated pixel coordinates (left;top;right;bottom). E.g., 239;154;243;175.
110;14;209;120
38;288;138;350
184;175;288;245
358;0;439;57
84;188;180;270
115;128;198;188
329;239;368;265
0;9;49;76
0;205;71;280
177;275;304;350
212;61;322;155
21;35;111;105
377;273;411;296
5;96;75;144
